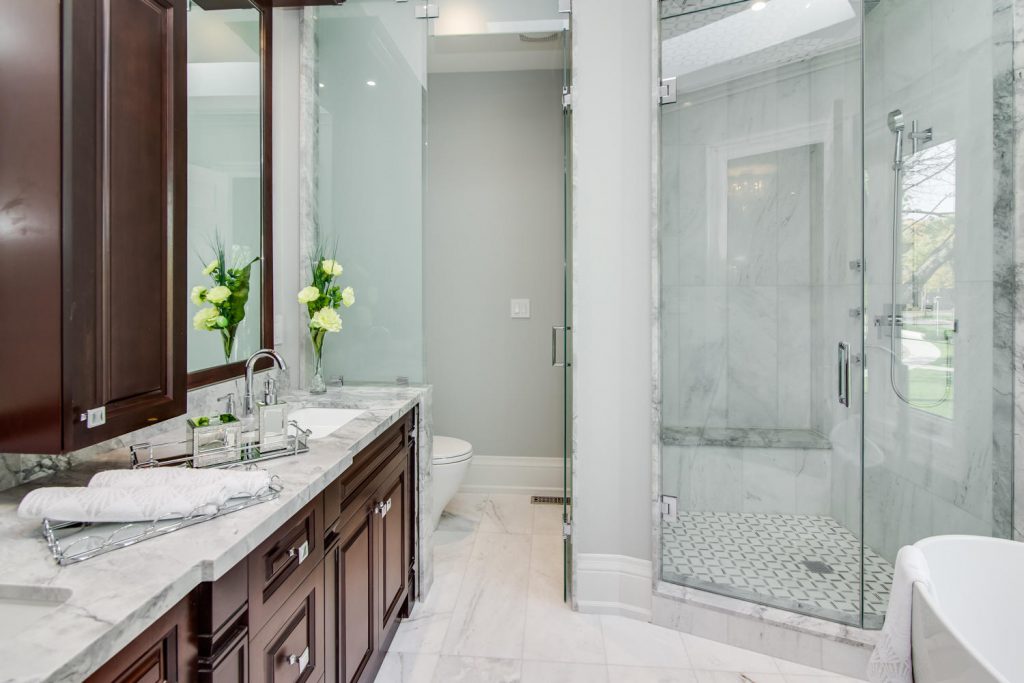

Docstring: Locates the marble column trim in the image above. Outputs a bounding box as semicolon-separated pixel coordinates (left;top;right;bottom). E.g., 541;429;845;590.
297;7;319;389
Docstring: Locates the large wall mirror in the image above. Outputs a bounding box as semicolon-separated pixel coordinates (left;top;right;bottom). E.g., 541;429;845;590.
186;0;273;387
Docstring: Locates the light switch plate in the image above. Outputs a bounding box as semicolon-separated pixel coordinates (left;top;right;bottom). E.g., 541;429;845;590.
510;298;531;319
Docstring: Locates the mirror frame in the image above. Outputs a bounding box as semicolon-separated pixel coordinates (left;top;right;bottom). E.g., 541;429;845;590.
187;0;274;388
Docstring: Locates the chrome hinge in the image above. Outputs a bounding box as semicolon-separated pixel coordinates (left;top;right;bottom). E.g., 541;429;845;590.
562;521;572;539
849;259;863;273
562;86;572;111
415;3;438;18
80;407;107;429
558;0;571;13
660;495;678;520
659;77;677;105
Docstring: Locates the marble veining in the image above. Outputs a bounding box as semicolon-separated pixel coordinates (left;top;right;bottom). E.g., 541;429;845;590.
0;384;432;683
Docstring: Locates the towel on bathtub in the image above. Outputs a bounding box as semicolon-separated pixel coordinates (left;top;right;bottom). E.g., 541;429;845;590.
867;545;933;683
89;467;272;498
17;484;232;523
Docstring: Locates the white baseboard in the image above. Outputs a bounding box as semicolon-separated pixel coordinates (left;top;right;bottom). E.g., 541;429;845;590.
575;553;653;620
458;454;564;497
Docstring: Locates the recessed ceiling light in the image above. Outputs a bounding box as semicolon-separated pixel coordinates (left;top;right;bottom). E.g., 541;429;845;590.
751;0;768;10
366;80;377;87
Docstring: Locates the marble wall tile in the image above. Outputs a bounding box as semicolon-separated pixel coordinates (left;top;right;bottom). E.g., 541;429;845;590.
777;287;812;430
726;286;778;428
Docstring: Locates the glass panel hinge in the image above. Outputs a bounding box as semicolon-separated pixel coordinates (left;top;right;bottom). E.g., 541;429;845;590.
562;521;572;538
415;3;438;18
660;495;678;520
659;78;677;105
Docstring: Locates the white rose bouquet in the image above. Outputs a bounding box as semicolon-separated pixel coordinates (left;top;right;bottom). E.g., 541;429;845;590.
191;237;259;364
299;242;355;393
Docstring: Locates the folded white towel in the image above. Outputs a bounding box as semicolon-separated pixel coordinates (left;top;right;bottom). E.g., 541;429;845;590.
17;484;231;523
89;468;272;498
867;545;933;683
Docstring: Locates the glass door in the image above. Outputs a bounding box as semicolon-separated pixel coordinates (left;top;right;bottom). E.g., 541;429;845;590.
560;24;574;602
657;0;868;626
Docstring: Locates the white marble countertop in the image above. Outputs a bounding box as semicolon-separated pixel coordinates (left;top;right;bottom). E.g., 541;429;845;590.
0;385;429;683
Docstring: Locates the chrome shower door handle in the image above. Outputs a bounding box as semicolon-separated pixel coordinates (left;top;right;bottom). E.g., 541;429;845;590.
552;326;566;367
838;342;850;407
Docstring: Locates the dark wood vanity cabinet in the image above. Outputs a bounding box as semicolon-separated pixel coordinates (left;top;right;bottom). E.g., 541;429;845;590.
324;412;416;683
87;594;197;683
91;410;417;683
0;0;187;455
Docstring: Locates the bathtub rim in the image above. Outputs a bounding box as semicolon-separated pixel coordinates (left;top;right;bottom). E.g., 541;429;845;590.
913;535;1017;683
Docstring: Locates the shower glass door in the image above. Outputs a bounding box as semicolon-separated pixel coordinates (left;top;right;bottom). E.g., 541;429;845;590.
659;0;1016;631
658;0;869;626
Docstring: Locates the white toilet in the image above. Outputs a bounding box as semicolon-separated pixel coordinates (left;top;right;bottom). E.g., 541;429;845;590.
431;436;474;528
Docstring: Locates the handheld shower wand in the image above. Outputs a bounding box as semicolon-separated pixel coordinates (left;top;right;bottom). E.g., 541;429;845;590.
883;109;951;408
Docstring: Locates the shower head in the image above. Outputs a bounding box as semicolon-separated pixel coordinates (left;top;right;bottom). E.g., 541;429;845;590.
888;109;905;133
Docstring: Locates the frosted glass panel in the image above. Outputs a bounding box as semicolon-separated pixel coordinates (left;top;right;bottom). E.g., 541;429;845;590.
315;1;427;383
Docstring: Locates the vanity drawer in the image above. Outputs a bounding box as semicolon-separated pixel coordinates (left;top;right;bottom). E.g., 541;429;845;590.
329;412;414;526
249;560;325;683
249;496;324;629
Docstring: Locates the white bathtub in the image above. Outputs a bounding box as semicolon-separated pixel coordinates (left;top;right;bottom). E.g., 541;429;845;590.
912;536;1024;683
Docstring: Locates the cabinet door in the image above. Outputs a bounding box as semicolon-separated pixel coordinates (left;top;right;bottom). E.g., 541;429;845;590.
86;593;196;683
249;560;325;683
198;625;248;683
325;504;376;683
64;0;187;451
375;451;412;637
0;0;63;454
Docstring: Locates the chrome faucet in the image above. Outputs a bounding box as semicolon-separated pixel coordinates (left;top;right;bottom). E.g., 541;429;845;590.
243;349;287;416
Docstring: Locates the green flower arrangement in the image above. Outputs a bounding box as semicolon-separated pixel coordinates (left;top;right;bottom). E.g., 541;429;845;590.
191;238;260;364
298;241;355;393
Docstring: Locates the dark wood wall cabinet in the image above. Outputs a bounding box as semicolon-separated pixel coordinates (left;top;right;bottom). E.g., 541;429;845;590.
90;410;418;683
0;0;187;454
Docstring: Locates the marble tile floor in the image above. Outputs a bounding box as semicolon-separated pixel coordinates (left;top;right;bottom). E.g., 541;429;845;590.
375;493;867;683
662;512;892;627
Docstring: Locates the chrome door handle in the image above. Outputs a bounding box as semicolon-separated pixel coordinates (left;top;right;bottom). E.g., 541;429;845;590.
373;499;392;517
838;342;850;407
552;326;570;367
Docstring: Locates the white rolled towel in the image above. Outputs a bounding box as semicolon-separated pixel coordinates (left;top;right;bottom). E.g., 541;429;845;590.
89;468;272;498
867;545;933;683
17;484;231;523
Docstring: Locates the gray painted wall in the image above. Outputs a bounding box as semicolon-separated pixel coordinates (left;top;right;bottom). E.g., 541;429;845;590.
425;69;565;460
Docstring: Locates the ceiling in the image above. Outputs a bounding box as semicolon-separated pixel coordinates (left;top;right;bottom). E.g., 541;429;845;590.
661;0;860;92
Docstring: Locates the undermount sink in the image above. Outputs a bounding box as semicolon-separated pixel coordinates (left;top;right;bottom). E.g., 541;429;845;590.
0;585;72;639
290;407;365;440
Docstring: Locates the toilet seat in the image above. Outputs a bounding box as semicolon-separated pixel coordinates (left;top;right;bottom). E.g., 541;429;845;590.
433;436;473;465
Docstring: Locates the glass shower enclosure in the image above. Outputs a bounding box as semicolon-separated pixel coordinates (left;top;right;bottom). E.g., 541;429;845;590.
658;0;1014;629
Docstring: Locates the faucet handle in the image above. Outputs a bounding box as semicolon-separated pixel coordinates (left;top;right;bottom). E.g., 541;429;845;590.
217;393;236;416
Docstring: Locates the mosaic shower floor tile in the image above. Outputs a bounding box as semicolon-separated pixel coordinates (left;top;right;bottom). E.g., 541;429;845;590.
662;511;893;626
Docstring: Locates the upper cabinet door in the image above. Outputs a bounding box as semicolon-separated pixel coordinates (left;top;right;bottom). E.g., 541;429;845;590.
64;0;187;450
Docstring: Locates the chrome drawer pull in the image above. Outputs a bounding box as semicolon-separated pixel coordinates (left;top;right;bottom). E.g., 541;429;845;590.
288;540;310;564
287;646;310;671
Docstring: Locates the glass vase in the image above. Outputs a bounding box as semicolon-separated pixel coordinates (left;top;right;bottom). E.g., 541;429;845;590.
309;339;327;394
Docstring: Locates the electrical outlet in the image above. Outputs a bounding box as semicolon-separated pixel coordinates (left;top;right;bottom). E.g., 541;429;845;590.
510;298;531;319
